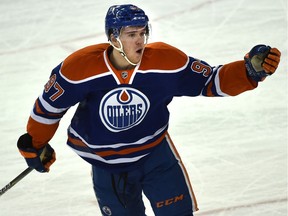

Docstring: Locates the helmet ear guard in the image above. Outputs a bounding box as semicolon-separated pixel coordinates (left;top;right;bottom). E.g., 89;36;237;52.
107;28;120;41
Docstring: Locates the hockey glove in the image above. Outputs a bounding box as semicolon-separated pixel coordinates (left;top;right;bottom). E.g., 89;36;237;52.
17;133;56;173
244;44;281;82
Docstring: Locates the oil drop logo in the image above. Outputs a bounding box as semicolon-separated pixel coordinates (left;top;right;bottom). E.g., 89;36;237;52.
99;87;150;132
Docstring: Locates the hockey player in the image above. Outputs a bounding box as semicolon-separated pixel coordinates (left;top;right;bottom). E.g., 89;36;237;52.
17;4;281;216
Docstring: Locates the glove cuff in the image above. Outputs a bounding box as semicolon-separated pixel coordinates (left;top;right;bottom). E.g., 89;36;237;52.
244;57;268;82
244;44;271;82
17;133;42;158
17;133;47;172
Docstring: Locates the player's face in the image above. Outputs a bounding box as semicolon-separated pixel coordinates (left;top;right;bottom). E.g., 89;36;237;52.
119;26;148;64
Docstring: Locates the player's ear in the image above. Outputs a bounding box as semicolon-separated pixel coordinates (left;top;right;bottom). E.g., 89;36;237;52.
110;35;120;48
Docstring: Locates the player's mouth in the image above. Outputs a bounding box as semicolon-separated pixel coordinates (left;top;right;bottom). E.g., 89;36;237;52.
136;48;143;54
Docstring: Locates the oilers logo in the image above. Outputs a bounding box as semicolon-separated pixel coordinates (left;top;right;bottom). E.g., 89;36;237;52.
99;87;150;132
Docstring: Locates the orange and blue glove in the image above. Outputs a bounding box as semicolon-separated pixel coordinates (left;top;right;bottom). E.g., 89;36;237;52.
17;133;56;173
244;44;281;82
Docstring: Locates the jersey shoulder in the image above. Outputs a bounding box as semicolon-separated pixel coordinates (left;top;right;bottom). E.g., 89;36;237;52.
61;43;110;82
140;42;189;71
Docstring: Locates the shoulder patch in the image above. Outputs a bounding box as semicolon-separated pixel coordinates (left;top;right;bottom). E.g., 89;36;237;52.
139;42;188;71
61;43;110;82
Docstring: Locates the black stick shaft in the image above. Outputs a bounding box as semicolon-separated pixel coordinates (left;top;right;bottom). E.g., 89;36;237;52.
0;167;33;196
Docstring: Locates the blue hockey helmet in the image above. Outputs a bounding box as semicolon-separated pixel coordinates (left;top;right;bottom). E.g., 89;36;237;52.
105;4;149;40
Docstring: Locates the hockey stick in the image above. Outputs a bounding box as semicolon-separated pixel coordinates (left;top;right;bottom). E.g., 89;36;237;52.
0;167;34;197
0;146;51;197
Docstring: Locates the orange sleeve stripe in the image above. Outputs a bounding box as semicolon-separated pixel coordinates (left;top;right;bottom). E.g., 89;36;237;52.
205;81;214;96
27;117;59;149
34;99;63;117
35;99;45;115
219;60;257;96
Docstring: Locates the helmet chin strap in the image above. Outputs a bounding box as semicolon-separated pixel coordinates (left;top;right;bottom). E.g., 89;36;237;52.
109;38;138;66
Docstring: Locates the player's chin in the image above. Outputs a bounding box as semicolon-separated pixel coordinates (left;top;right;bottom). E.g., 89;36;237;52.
132;52;143;62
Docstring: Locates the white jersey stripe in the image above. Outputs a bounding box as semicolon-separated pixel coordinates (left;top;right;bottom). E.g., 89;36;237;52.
68;123;168;149
38;94;69;113
30;110;60;125
214;66;230;97
70;147;148;164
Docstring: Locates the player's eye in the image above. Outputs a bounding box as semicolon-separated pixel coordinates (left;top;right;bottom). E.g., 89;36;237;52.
128;33;136;38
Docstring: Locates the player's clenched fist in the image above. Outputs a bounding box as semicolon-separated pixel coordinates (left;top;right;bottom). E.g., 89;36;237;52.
244;44;281;81
17;133;56;172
